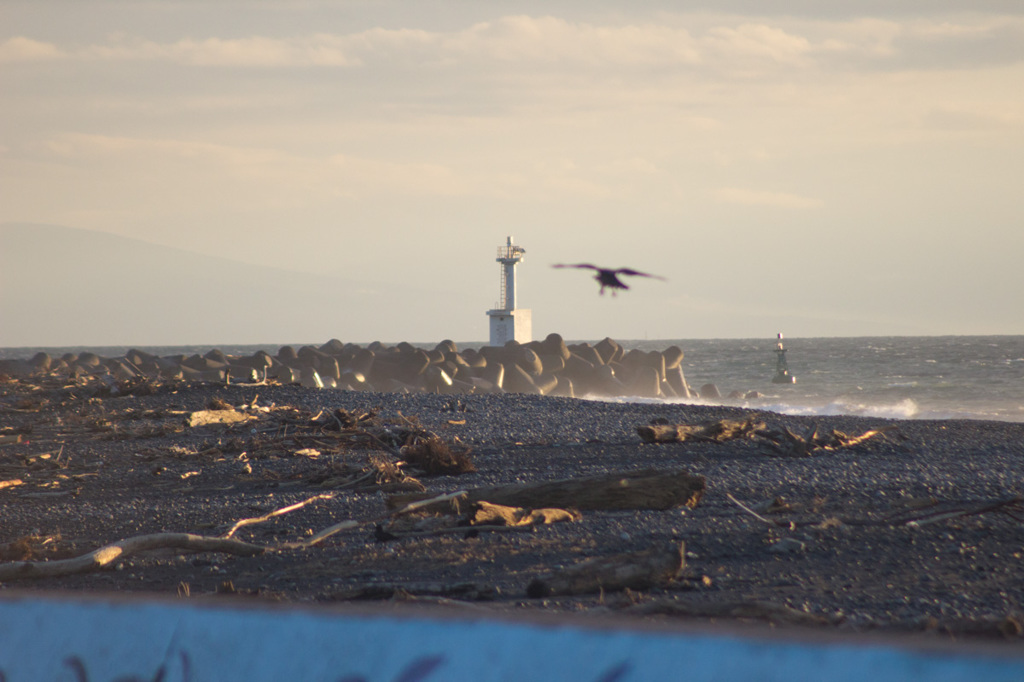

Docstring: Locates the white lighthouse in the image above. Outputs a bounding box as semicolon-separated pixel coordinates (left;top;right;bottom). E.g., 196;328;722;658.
486;236;532;346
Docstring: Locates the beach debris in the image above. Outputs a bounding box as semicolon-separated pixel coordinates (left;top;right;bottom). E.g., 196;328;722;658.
526;540;685;598
0;533;266;582
768;537;807;554
637;417;766;444
311;408;477;477
922;612;1024;639
0;533;60;561
880;495;1024;527
469;501;581;527
186;407;255;428
218;493;337;539
386;468;706;513
0;489;469;583
308;455;425;493
324;581;497;604
377;499;580;541
400;434;476;475
630;598;836;627
637;417;896;457
756;424;896;457
727;492;1024;533
551;263;667;296
727;493;795;529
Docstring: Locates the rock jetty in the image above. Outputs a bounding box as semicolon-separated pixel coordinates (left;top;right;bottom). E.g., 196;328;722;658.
0;334;701;400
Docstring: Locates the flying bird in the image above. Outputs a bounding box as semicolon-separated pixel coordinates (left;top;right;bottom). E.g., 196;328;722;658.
552;263;666;296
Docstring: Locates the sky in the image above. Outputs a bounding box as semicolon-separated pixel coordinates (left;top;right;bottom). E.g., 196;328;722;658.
2;1;1023;346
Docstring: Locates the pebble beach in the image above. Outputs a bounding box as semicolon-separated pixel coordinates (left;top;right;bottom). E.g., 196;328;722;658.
2;339;1024;646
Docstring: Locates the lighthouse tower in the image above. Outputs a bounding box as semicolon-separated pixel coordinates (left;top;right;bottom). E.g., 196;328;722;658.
486;236;532;346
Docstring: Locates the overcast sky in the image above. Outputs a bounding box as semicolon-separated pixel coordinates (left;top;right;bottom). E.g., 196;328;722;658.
2;1;1023;345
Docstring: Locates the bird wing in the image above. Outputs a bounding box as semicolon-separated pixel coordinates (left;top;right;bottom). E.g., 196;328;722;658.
614;268;666;280
552;263;599;271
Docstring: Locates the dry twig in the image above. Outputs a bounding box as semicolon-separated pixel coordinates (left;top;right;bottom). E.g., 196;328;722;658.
220;492;336;539
726;493;793;528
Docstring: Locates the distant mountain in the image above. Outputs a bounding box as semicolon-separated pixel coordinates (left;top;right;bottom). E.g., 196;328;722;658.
0;223;442;347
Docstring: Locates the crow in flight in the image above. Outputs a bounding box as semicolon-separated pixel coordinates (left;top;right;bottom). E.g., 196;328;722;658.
552;263;666;296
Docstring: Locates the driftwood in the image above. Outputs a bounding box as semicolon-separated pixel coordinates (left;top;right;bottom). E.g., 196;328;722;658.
220;492;337;539
309;456;425;493
470;501;581;527
400;434;476;475
527;541;685;598
727;493;794;528
637;418;765;444
630;598;835;626
387;468;705;513
186;409;254;428
377;499;580;541
637;417;894;458
874;495;1024;527
0;533;265;582
723;493;1024;533
758;424;895;457
377;524;539;541
0;490;467;582
278;490;469;550
324;581;497;603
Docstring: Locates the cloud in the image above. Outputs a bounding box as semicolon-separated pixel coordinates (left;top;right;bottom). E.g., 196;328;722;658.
808;15;1024;71
892;17;1024;69
3;18;703;69
83;34;357;67
714;187;823;209
921;106;1021;132
4;13;1024;76
42;133;281;166
703;23;813;65
39;132;470;199
447;15;702;66
0;36;63;63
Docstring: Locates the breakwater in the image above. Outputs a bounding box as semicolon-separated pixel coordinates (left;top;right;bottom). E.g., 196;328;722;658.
0;334;696;400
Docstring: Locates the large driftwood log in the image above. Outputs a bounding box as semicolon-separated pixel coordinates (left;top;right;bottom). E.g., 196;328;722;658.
0;533;264;582
527;541;685;598
636;418;766;444
387;468;706;512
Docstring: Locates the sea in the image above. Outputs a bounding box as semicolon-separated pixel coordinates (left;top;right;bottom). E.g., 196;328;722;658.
3;336;1023;423
629;335;1024;424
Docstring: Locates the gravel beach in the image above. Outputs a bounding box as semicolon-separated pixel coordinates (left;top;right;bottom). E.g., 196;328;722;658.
2;376;1024;644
